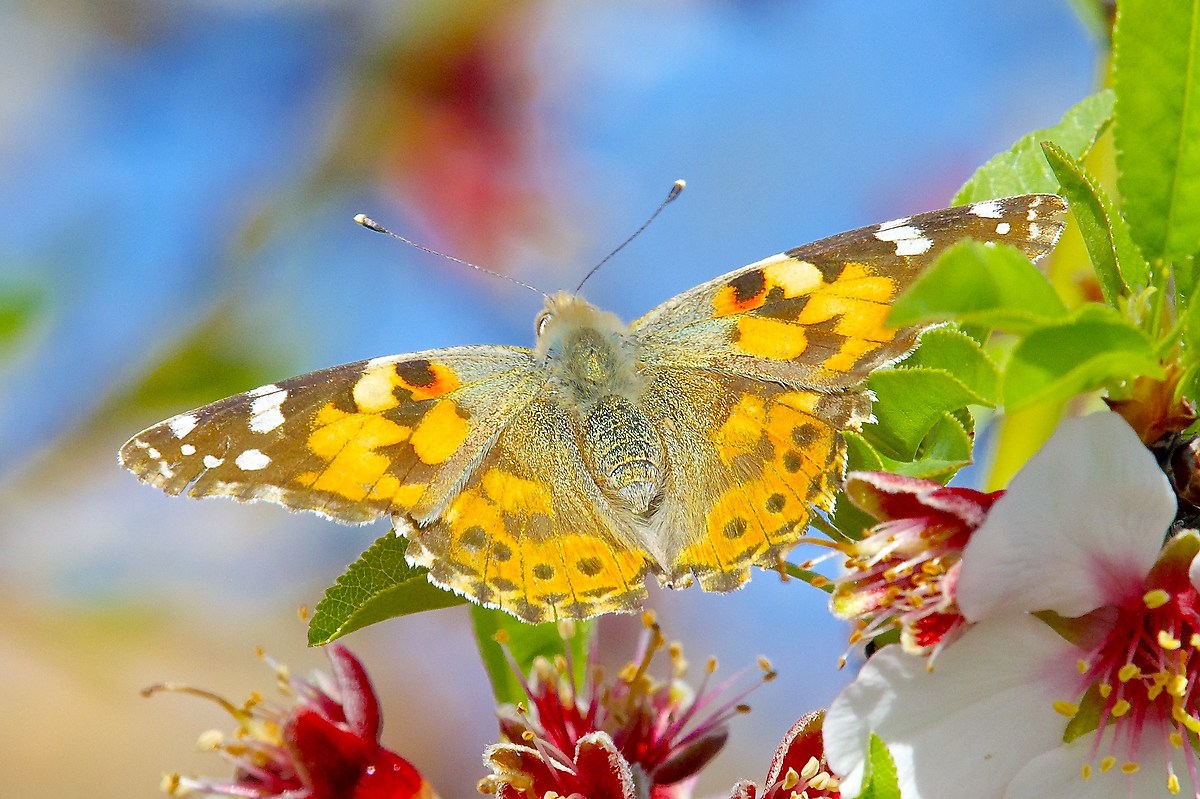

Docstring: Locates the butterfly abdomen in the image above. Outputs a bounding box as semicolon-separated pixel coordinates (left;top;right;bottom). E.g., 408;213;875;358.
581;395;664;515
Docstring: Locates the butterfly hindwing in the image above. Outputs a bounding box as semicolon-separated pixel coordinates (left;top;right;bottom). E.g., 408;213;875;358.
119;346;543;524
638;368;869;591
633;194;1067;387
401;395;654;623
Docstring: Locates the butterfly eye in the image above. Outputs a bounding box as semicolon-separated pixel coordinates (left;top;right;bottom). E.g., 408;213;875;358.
536;311;552;336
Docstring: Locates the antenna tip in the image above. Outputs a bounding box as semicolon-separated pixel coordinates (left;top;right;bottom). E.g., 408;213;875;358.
668;179;686;201
354;213;385;233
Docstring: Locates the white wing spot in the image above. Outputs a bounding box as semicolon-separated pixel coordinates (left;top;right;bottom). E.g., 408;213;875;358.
874;224;933;256
235;449;271;471
248;383;280;398
1029;222;1041;240
133;440;150;450
203;455;224;469
158;462;175;479
180;444;196;456
147;447;161;459
168;414;198;439
995;222;1011;235
970;200;1003;219
874;224;922;242
876;216;911;231
249;389;288;434
894;236;933;256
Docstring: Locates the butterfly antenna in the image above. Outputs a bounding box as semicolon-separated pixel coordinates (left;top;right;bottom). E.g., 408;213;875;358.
353;214;546;297
573;179;686;293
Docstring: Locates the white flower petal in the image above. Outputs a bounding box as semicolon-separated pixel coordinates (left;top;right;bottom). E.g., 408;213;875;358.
1004;719;1192;799
1189;548;1200;595
958;412;1174;621
825;616;1076;799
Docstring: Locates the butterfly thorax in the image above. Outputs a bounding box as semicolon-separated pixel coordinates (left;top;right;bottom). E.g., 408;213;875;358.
536;292;664;516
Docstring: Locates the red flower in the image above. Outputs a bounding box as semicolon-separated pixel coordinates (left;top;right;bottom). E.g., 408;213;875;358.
145;645;434;799
729;711;839;799
479;613;774;799
831;472;1002;656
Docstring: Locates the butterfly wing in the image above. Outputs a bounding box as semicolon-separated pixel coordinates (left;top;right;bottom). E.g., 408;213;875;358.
119;346;546;524
630;194;1067;588
633;194;1066;386
400;394;654;624
635;368;868;590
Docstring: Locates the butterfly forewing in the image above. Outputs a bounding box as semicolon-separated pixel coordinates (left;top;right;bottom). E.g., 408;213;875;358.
633;193;1067;387
119;347;543;524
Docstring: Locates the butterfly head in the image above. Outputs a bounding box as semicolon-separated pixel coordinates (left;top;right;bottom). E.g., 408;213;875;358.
535;291;640;404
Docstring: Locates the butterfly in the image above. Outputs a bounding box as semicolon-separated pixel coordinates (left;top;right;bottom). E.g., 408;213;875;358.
121;193;1066;623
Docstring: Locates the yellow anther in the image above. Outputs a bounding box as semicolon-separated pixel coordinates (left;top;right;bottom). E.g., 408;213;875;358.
556;619;576;641
758;655;774;674
1111;699;1131;717
1100;756;1116;773
848;631;865;644
1118;664;1140;682
781;767;800;790
811;575;829;589
1169;675;1189;697
641;610;657;627
1170;732;1184;748
800;756;820;780
810;772;832;790
522;730;535;741
1159;630;1183;650
195;729;223;750
1053;700;1080;717
1076;659;1089;674
1144;589;1171;609
1099;683;1113;698
161;773;187;796
707;656;718;673
1169;772;1181;794
1121;762;1140;775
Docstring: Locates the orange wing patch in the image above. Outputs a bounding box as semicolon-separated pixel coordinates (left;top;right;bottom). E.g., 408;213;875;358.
400;402;653;624
712;256;823;317
721;258;903;373
673;387;868;591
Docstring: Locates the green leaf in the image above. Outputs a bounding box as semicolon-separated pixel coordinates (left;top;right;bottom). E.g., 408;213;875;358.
858;734;902;799
0;279;43;354
471;606;594;706
866;368;981;459
900;326;999;404
889;240;1067;334
953;90;1114;205
1042;141;1151;304
1002;304;1164;412
307;531;466;646
1114;0;1200;260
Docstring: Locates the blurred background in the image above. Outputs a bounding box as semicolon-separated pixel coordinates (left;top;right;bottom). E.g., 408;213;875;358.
0;2;1100;797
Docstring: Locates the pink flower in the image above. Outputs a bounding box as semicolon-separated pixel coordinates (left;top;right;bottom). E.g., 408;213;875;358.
729;711;840;799
146;645;434;799
826;412;1200;799
832;472;1001;656
480;613;774;799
